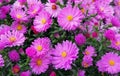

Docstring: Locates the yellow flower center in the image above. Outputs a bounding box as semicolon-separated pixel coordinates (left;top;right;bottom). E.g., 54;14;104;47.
100;7;104;12
67;15;73;21
32;9;37;14
17;25;22;30
85;50;90;55
9;36;16;42
115;41;120;46
36;59;42;66
83;62;89;68
61;51;67;58
16;14;22;19
118;2;120;5
37;45;42;51
41;18;46;24
109;60;115;66
81;8;85;14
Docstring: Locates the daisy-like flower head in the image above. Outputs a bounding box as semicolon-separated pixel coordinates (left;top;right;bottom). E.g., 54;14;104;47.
3;30;26;47
95;1;114;19
32;37;51;56
29;55;51;75
11;21;27;34
33;10;52;32
80;0;97;15
8;50;20;62
104;29;116;40
96;52;120;74
52;40;79;70
27;3;43;18
26;46;36;58
83;46;96;57
58;5;84;30
82;56;93;68
10;8;28;22
75;33;86;46
45;2;61;18
111;34;120;50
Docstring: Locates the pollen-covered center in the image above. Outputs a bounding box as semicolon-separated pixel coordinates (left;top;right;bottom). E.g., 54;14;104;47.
32;9;37;14
61;51;67;58
85;50;90;55
16;14;22;19
83;62;89;68
109;60;115;66
9;36;16;42
118;2;120;5
37;45;43;51
41;18;46;24
67;15;73;21
81;8;85;14
100;7;104;12
52;4;57;10
36;59;42;66
17;25;22;30
115;41;120;46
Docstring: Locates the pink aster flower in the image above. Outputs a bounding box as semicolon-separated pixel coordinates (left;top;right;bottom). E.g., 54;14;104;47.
83;46;96;57
111;17;120;27
3;30;26;47
45;3;61;18
0;54;4;67
82;56;93;68
52;40;79;70
104;29;116;40
111;34;120;50
58;5;84;30
33;10;52;32
0;5;11;19
27;3;43;18
26;46;36;58
10;9;28;22
8;50;20;62
80;0;97;15
32;37;51;56
11;21;27;34
96;52;120;74
78;70;85;76
29;55;50;75
75;33;86;46
20;70;31;76
95;1;114;19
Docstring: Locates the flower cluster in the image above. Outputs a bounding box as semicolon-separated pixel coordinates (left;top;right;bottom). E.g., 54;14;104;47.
1;0;120;76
